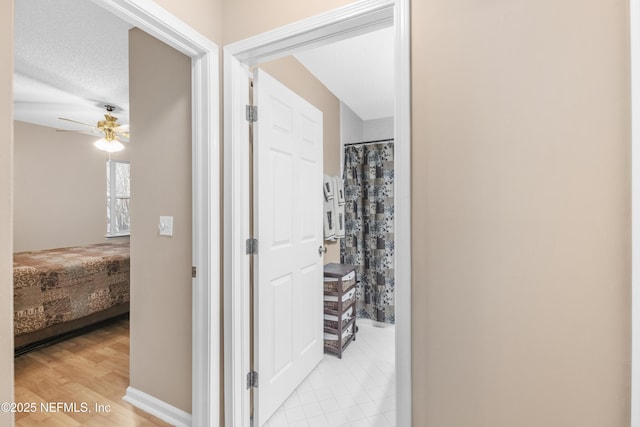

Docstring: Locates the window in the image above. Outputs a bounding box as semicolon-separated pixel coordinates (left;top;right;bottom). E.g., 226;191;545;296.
106;160;130;237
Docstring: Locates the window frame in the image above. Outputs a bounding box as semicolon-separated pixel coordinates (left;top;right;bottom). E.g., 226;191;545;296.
106;159;131;238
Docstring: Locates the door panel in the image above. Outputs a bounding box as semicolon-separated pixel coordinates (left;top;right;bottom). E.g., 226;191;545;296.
271;152;293;246
300;158;318;241
254;69;324;426
271;273;293;376
300;263;319;351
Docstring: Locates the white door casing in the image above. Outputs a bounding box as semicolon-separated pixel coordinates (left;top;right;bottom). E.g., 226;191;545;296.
631;0;640;425
254;69;324;426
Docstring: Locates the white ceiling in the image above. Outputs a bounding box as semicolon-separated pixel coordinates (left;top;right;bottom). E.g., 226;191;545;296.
294;26;394;121
13;0;393;131
14;0;131;131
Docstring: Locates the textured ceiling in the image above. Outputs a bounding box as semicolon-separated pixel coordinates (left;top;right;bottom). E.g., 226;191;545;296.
295;26;394;121
14;0;131;131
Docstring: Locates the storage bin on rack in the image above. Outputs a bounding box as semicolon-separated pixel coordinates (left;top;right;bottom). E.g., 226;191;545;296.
323;288;356;312
324;325;354;353
323;270;355;292
324;306;353;330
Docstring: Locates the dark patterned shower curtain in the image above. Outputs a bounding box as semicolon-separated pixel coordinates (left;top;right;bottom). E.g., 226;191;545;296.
340;141;395;324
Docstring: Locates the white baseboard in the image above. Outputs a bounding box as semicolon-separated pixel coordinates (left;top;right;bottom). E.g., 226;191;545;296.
123;386;192;427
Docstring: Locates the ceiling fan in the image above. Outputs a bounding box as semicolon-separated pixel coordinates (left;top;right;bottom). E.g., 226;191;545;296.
57;104;130;152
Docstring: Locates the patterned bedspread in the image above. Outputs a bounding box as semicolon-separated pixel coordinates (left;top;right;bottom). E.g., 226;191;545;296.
13;241;130;337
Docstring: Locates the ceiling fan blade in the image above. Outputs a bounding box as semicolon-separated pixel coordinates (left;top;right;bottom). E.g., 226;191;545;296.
55;129;102;137
58;117;97;129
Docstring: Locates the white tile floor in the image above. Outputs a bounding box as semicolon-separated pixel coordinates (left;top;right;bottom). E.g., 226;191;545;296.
264;321;396;427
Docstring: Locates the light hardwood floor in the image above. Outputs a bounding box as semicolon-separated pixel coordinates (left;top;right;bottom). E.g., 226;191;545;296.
14;317;171;426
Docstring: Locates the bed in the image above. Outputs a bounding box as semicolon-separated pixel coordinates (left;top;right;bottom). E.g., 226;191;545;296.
13;241;130;349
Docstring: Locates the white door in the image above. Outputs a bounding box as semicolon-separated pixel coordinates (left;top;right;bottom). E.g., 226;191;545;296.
254;68;324;426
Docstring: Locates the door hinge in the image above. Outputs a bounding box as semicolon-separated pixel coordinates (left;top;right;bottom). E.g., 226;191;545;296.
192;266;197;278
247;370;259;389
246;238;258;255
246;105;258;123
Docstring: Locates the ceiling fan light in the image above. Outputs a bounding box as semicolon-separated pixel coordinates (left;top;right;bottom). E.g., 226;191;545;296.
94;138;125;153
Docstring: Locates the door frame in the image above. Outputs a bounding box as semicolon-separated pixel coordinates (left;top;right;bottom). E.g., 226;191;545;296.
90;1;219;426
223;1;411;425
631;1;640;425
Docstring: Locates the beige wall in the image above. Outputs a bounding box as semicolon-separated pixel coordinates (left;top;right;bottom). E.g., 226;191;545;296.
0;1;14;425
13;121;129;252
412;0;630;425
222;0;354;45
259;56;342;263
128;28;193;413
227;0;632;426
154;0;222;44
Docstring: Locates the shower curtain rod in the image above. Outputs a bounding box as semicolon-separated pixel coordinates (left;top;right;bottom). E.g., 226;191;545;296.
344;138;394;147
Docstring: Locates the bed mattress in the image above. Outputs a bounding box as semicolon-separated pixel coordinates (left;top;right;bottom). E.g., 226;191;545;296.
13;241;130;342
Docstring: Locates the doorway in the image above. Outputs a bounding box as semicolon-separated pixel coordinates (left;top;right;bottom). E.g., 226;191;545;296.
224;1;411;426
10;0;219;426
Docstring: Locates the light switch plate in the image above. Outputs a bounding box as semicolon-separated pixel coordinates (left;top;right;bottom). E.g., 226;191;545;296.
159;216;174;236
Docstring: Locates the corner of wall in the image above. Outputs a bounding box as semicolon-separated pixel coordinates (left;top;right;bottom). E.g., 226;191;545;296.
1;0;14;425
